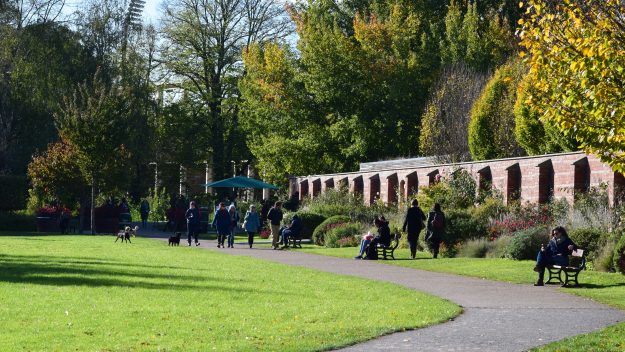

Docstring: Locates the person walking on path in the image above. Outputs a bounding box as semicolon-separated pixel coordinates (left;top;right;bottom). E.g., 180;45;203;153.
185;201;200;246
243;205;261;248
426;203;445;259
403;199;426;259
267;201;283;249
212;202;230;248
533;226;577;286
227;204;240;248
140;199;150;229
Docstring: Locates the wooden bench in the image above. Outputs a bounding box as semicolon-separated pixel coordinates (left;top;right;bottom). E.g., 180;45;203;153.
288;234;303;248
376;233;401;260
118;213;132;230
546;249;586;287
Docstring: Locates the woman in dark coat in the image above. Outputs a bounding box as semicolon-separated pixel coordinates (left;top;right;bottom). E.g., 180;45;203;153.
212;202;231;248
426;203;445;259
403;199;426;259
533;226;577;286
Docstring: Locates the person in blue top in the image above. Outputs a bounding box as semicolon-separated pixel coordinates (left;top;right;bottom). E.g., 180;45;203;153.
212;202;231;248
280;214;302;249
185;201;200;246
243;204;261;248
533;226;577;286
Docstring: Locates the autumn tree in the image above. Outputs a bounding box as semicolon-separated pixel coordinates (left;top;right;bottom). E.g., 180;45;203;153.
519;0;625;172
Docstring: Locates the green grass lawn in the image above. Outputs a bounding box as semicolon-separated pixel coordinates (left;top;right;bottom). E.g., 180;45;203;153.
0;235;460;351
294;245;625;351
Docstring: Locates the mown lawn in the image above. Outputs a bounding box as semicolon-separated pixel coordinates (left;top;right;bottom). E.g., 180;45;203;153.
295;245;625;352
0;235;460;351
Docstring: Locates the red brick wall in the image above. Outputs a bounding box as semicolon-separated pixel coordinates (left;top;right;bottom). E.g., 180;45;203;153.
290;152;623;206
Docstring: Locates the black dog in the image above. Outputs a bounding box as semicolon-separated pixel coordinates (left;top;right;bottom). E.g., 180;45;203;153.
168;232;182;246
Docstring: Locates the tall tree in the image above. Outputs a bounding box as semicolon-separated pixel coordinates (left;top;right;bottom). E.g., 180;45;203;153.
55;71;137;233
420;63;489;163
519;0;625;172
159;0;293;182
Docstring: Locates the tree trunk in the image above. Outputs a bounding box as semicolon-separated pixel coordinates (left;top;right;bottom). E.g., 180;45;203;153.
91;177;95;235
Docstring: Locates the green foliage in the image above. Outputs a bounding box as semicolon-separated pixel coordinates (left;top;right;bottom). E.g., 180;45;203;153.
457;238;490;258
282;211;326;239
0;175;28;211
485;235;512;258
324;223;365;248
312;215;351;246
441;1;513;71
614;233;625;275
0;211;36;231
468;57;526;160
417;169;478;211
504;226;549;260
445;208;488;245
514;78;578;155
147;188;170;222
594;242;616;272
27;142;85;209
569;228;605;259
472;197;506;222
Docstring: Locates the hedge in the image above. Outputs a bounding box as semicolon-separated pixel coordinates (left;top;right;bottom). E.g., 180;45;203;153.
0;175;28;211
312;215;351;245
283;211;326;239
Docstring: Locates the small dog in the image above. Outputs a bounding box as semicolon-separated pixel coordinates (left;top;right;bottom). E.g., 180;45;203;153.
168;232;182;246
115;226;138;243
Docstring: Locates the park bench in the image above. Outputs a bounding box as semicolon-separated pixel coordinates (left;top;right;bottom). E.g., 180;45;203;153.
288;233;303;248
376;233;401;260
546;249;586;287
118;213;132;230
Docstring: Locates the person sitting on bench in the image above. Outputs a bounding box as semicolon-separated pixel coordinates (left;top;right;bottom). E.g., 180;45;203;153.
533;226;577;286
280;214;302;248
354;216;391;259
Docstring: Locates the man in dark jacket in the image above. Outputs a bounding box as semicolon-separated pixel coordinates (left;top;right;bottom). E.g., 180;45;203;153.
267;201;283;249
403;199;426;259
185;201;200;246
212;202;230;248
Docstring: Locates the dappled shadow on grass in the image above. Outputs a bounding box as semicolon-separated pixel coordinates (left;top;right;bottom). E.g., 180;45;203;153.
0;253;281;294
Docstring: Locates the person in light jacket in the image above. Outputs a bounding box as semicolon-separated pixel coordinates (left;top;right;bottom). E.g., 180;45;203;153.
243;204;261;248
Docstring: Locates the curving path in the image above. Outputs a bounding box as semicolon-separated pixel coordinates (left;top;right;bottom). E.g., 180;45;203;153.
143;232;625;351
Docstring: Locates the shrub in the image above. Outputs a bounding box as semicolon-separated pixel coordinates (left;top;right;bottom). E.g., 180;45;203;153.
0;175;28;211
283;211;326;239
336;236;360;248
614;233;625;275
445;208;488;245
594;242;615;272
472;197;506;222
504;226;549;260
312;215;351;245
325;223;364;248
485;235;512;258
468;57;525;160
259;228;271;239
458;239;490;258
568;228;605;258
0;211;37;231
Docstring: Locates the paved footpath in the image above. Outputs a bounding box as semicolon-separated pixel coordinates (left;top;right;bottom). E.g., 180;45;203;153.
144;232;625;351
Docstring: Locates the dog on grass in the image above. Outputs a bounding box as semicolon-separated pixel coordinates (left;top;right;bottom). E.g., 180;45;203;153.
168;232;182;246
115;226;139;243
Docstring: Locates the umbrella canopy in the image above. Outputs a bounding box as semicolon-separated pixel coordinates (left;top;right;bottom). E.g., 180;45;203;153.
201;176;279;190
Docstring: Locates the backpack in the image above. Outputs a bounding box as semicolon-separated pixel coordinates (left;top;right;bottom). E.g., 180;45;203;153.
365;242;378;260
432;212;444;231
